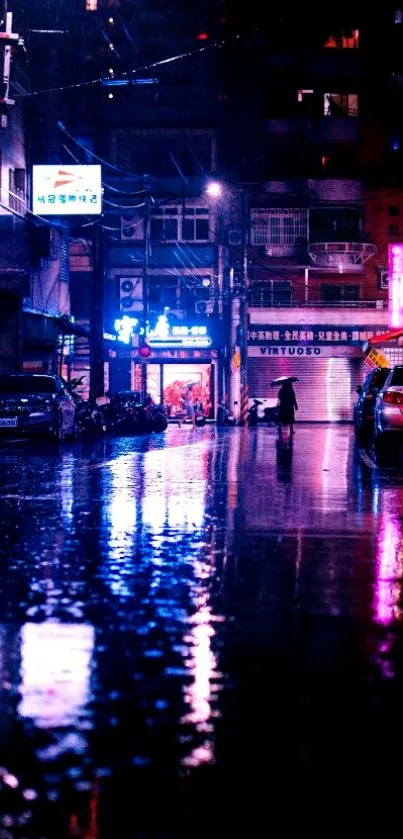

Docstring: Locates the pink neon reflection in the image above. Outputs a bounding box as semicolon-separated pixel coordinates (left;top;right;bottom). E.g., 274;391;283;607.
375;517;400;625
388;243;403;328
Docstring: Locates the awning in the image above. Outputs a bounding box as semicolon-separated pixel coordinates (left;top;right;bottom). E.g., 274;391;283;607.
364;328;403;350
22;311;89;346
58;316;89;338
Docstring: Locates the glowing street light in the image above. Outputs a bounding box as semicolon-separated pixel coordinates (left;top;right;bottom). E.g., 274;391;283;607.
206;181;222;198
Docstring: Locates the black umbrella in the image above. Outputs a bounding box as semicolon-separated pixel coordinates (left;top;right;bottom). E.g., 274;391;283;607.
270;376;299;387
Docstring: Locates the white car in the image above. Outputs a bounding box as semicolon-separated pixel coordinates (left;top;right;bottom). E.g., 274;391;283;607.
374;365;403;451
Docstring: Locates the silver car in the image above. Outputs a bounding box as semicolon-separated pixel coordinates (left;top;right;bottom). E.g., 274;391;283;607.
374;365;403;450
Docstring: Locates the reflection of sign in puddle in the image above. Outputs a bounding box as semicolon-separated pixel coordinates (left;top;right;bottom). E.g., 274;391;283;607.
18;622;94;729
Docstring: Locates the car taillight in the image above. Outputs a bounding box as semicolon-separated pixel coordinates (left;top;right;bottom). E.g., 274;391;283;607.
383;391;403;404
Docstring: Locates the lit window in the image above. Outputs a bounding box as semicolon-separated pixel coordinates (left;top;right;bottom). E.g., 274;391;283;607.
85;0;98;9
324;93;358;116
324;30;359;48
395;9;403;23
297;89;314;102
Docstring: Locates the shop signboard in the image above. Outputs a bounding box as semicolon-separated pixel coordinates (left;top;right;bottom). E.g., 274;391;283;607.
32;165;102;215
248;326;388;345
147;315;212;348
248;345;362;358
364;347;390;369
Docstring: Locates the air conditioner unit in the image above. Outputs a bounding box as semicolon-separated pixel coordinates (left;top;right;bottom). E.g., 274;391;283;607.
119;277;143;313
228;227;243;246
120;216;144;241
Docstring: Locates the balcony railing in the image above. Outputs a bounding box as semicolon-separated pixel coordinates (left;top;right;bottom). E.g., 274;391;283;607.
249;295;386;309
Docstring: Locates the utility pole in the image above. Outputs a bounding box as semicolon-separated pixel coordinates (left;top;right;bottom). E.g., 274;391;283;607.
140;207;151;400
228;187;249;424
89;223;104;402
0;5;22;118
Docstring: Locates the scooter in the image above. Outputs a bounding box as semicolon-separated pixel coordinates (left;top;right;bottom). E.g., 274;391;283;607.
248;399;262;427
76;400;105;437
216;400;236;426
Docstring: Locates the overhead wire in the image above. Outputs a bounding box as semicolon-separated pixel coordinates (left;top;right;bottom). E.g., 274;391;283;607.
14;39;226;98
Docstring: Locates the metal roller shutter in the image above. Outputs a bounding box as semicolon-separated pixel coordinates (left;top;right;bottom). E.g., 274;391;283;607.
247;357;364;421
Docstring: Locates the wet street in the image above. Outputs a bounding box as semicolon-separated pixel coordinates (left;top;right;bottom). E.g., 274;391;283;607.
0;424;403;836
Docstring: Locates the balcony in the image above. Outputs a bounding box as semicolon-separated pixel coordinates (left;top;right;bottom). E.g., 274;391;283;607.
308;241;377;271
265;118;358;147
249;294;386;310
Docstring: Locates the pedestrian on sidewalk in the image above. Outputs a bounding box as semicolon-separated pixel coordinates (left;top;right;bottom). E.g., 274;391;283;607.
277;378;298;435
179;384;196;429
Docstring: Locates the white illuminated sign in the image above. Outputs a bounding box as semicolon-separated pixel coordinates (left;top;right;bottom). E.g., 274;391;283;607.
32;165;102;216
114;315;139;344
148;316;212;348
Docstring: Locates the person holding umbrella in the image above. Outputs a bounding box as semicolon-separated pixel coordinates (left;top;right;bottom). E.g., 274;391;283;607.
272;376;299;436
179;383;196;430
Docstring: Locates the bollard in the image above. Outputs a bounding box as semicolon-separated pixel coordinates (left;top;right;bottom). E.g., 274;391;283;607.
240;383;249;426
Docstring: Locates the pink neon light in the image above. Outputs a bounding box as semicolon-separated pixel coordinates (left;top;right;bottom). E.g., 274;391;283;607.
388;243;403;327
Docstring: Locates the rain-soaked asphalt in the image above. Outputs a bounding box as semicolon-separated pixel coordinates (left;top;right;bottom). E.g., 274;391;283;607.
0;424;403;836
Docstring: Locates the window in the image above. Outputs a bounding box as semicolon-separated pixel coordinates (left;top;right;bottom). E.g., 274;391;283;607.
324;30;359;48
150;208;178;241
150;206;210;242
148;276;178;310
297;89;314;102
321;285;359;303
324;93;358;116
390;367;403;385
85;0;98;10
0;376;57;394
181;208;210;242
250;209;308;247
9;168;26;213
389;205;400;216
395;9;403;23
250;281;292;307
389;223;400;236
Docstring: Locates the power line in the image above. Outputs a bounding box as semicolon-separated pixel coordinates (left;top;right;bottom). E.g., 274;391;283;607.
14;39;226;98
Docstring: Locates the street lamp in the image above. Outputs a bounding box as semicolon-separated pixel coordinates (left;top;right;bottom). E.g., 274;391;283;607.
206;180;223;199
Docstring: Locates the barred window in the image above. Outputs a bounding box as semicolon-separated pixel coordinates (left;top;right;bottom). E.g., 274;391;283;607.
250;209;308;246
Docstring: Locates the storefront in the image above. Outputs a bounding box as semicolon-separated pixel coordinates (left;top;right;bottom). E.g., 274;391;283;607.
107;317;221;417
247;324;388;422
138;349;217;418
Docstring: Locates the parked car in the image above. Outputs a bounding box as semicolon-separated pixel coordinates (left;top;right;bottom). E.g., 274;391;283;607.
374;365;403;451
0;374;76;440
354;366;390;439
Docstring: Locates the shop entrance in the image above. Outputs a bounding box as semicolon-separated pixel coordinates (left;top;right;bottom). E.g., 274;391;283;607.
146;363;213;417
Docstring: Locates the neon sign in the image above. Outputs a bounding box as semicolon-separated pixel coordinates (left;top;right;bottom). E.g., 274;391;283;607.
389;243;403;327
148;315;212;348
114;315;139;344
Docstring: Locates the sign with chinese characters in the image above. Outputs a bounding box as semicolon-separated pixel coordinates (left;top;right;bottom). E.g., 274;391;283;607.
388;243;403;327
248;326;387;345
32;165;102;216
147;315;212;348
365;347;390;369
